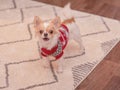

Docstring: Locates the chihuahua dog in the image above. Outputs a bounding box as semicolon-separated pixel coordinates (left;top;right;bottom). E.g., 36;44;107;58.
33;4;85;73
34;16;84;73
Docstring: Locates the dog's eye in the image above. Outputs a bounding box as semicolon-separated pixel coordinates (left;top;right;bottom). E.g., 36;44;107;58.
39;30;43;34
49;30;53;34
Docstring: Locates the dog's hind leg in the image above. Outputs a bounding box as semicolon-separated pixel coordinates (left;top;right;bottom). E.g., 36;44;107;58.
71;25;85;55
74;36;85;55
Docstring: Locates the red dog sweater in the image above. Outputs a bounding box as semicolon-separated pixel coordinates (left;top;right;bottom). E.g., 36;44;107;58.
41;24;69;60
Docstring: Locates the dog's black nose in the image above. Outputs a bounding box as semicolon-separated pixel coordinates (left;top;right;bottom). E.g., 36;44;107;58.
44;33;48;37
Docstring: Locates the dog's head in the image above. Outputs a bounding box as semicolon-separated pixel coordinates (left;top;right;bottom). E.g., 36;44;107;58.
34;16;61;41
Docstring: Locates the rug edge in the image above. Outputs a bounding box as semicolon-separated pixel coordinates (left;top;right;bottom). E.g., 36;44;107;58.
74;38;120;89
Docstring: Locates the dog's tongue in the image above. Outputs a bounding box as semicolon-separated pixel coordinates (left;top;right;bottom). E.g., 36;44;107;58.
43;38;49;41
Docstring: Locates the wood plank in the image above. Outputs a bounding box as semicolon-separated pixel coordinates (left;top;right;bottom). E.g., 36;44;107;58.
103;76;120;90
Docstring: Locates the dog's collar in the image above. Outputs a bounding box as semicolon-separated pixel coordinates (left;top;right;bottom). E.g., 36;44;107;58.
52;40;62;57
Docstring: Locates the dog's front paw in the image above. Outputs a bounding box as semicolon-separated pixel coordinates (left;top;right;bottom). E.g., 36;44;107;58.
42;59;50;69
43;61;50;69
43;64;50;69
57;67;63;73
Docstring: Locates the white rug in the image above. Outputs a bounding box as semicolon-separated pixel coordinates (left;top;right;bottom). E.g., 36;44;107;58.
0;0;120;90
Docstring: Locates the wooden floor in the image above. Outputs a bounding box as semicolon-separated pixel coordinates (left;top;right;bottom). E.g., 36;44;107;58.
35;0;120;20
35;0;120;90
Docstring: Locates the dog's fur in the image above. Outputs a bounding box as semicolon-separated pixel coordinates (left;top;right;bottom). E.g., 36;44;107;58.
33;4;85;73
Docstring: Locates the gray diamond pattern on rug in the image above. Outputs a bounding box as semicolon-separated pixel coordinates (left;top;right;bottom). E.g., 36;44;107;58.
101;38;120;54
72;62;97;88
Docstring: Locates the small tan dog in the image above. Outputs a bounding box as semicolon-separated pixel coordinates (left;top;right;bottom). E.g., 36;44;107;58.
34;3;85;73
33;4;85;73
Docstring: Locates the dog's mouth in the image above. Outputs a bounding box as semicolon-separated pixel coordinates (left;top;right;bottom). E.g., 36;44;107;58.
43;38;49;41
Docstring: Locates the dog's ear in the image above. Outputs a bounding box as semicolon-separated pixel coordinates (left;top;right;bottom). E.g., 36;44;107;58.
51;16;61;29
34;16;43;27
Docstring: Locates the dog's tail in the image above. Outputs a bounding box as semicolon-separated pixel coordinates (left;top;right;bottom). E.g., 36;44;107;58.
59;3;75;23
